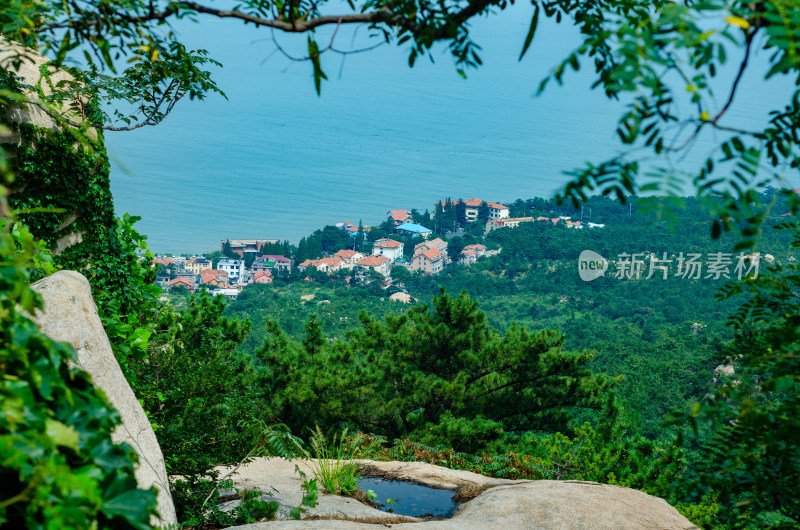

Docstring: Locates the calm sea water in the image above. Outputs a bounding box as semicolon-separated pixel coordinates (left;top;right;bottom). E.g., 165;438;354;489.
106;6;795;253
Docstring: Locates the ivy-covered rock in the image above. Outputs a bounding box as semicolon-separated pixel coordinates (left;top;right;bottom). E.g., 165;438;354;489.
0;219;157;529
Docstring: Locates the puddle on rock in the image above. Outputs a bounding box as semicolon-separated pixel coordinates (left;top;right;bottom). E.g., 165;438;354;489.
358;477;458;518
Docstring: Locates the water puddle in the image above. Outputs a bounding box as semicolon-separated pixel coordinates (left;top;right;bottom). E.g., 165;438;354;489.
358;477;459;518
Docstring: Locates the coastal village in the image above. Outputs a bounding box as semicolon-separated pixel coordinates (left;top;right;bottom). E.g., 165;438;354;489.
154;198;601;299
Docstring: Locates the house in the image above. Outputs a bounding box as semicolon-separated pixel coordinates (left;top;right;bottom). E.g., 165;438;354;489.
460;248;478;265
485;217;534;232
217;258;246;282
395;223;433;238
252;270;273;284
199;269;229;287
210;288;240;300
334;249;365;268
356;255;390;277
435;198;507;223
459;244;487;265
414;238;448;258
388;209;412;226
222;239;278;256
156;274;171;290
298;257;346;273
152;257;175;268
588;222;606;229
251;260;275;273
258;255;292;272
566;220;584;229
184;258;212;274
486;202;509;220
168;276;194;292
412;248;445;275
372;239;404;262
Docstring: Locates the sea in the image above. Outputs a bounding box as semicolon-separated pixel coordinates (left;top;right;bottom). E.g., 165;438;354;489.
105;5;796;254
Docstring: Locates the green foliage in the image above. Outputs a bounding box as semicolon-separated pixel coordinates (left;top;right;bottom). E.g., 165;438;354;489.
0;210;156;528
131;293;258;477
674;222;800;526
309;427;363;496
289;467;320;520
258;289;613;453
171;478;278;528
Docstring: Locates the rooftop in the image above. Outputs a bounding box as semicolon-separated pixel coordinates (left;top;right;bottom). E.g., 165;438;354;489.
396;222;432;233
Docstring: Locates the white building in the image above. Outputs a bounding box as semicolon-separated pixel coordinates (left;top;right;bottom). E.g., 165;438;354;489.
372;239;404;262
217;258;246;282
486;202;510;220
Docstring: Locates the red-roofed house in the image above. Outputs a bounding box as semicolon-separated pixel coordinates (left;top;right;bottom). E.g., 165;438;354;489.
168;276;194;292
486;202;509;220
252;270;273;284
199;269;229;287
388;209;412;226
334;249;365;268
414;238;448;258
485;217;535;233
372;239;404;261
412;248;445;275
434;198;507;223
298;257;346;273
153;257;175;268
460;244;487;265
356;255;391;277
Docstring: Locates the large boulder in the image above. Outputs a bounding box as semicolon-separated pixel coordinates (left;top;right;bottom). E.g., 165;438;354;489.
225;458;698;529
31;271;177;527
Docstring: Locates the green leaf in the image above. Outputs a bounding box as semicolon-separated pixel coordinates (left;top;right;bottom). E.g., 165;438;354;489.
519;4;540;61
45;419;79;451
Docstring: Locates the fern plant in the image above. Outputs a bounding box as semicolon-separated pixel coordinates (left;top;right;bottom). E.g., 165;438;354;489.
309;426;364;495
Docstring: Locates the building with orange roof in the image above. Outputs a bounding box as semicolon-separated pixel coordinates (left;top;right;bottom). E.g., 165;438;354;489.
356;254;391;277
460;244;487;265
372;239;404;262
387;209;412;226
152;257;176;267
434;198;508;223
485;217;535;233
414;238;448;258
297;256;346;273
168;276;194;292
199;269;229;287
334;249;365;268
412;248;445;275
252;270;273;284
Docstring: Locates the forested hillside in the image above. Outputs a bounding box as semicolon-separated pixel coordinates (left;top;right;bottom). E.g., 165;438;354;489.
226;193;794;441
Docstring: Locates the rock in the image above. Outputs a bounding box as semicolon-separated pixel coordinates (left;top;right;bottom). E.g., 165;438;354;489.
223;458;698;529
31;271;178;527
0;38;97;140
389;292;413;304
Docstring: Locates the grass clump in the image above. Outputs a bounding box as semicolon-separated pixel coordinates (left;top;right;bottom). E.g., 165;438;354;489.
310;426;364;495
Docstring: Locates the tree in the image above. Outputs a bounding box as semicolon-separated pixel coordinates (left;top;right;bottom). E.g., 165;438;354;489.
477;201;490;223
222;239;236;259
262;290;614;452
673;225;800;525
455;198;468;227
